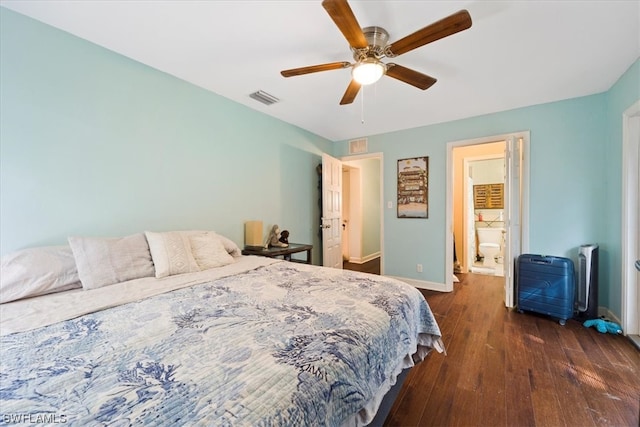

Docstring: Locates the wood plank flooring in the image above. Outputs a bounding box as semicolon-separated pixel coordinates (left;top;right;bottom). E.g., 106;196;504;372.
384;272;640;427
344;257;381;275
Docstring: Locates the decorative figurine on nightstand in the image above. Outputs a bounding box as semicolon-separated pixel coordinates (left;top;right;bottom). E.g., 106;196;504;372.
265;225;288;248
279;230;290;245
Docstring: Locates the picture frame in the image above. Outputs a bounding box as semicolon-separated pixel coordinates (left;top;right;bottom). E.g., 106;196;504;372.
397;156;429;218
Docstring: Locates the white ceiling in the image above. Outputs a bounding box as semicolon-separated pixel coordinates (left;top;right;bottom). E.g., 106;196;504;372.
2;1;639;142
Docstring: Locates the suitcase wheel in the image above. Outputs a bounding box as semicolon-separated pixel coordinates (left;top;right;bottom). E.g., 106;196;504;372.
559;319;566;326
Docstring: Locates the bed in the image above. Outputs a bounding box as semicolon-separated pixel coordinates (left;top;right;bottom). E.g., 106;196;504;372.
0;231;444;426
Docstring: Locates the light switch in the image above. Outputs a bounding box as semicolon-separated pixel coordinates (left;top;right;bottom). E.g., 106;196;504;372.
387;201;392;209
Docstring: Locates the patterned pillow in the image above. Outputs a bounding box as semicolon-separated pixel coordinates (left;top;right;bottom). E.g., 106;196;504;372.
145;231;200;278
68;233;155;290
189;232;235;270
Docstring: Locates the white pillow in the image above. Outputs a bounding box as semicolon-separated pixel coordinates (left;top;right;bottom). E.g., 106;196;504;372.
181;230;242;257
189;232;235;270
1;245;82;303
145;231;200;278
216;233;242;257
68;233;155;290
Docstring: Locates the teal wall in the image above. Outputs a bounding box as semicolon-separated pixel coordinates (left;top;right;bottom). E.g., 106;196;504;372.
0;8;332;260
333;85;637;316
335;93;607;279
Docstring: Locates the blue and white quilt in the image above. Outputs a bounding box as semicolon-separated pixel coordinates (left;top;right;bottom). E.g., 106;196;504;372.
0;261;442;426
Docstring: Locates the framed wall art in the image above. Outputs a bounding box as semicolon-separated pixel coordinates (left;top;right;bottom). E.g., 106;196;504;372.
397;156;429;218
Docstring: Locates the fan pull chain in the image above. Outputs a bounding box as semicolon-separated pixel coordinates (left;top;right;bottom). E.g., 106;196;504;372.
361;87;365;124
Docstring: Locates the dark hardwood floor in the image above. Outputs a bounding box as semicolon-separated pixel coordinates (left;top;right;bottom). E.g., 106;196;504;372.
384;272;640;427
344;257;381;275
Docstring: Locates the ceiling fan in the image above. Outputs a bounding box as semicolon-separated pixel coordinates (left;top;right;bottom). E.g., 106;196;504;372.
281;0;472;105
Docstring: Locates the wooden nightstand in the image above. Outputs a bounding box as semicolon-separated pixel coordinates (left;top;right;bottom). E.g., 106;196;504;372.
242;243;313;264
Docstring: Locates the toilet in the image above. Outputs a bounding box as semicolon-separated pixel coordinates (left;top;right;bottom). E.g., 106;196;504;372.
477;227;504;267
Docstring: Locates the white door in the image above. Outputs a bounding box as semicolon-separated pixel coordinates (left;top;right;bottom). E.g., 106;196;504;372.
503;136;523;307
636;160;639;336
322;153;343;268
622;101;640;339
635;142;639;336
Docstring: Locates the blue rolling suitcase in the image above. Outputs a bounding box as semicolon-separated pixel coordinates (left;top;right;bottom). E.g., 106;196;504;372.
516;254;575;325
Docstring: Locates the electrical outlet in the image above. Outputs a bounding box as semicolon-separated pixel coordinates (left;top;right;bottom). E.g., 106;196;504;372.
417;264;423;273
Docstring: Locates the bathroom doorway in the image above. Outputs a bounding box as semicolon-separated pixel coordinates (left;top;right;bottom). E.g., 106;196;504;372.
466;155;506;277
446;132;530;307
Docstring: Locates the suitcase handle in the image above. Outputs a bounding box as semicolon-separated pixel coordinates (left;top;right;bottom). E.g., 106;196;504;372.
530;257;552;264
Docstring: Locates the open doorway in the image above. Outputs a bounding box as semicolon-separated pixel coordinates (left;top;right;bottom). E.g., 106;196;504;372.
455;144;506;277
446;132;530;307
341;153;383;275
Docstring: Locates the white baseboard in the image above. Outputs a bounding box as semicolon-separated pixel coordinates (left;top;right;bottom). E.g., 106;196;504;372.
598;306;621;324
595;308;639;345
387;276;452;292
348;252;381;264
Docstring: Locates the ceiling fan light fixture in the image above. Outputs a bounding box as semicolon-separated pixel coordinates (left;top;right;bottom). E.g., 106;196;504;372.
352;58;386;85
281;1;472;105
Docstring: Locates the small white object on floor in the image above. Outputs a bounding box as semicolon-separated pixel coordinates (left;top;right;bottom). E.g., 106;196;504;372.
453;274;459;283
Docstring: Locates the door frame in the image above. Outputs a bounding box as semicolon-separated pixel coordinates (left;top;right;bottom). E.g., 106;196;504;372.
341;152;384;275
621;99;640;340
446;131;530;305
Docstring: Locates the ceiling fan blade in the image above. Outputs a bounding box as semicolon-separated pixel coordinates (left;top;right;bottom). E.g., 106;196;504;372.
281;61;350;77
340;80;361;105
322;0;368;49
386;10;472;56
386;64;437;90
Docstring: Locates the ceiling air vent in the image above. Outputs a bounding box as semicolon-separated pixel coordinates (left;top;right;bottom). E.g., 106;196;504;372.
349;138;368;155
249;90;279;106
